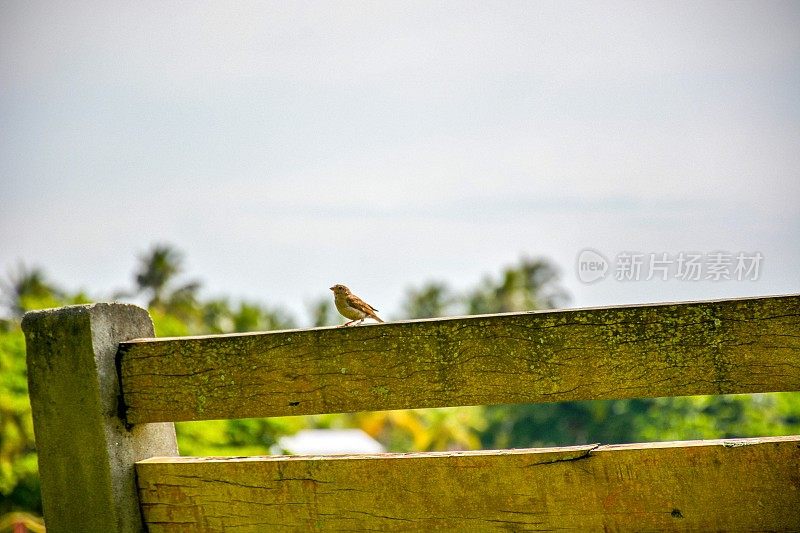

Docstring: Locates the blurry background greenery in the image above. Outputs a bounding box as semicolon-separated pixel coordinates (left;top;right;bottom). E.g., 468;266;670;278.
1;244;798;517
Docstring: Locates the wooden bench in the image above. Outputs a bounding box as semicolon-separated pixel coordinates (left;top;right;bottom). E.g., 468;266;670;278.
23;294;800;531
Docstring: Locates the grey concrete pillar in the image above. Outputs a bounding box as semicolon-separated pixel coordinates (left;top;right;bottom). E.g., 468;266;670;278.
23;303;178;532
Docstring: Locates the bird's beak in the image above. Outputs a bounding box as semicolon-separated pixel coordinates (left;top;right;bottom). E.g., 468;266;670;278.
329;286;334;291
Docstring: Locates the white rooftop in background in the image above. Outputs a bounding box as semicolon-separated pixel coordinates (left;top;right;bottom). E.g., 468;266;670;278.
272;429;385;456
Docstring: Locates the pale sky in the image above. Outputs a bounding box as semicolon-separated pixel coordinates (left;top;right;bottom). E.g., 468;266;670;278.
2;1;799;322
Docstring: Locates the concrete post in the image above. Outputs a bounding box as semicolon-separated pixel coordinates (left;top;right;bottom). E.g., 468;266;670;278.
22;303;178;532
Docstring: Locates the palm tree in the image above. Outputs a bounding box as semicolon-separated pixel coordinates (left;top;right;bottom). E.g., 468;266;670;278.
1;264;63;318
129;244;201;325
134;245;185;308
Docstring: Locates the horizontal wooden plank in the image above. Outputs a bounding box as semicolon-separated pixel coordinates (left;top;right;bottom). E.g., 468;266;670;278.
119;294;800;423
136;435;800;531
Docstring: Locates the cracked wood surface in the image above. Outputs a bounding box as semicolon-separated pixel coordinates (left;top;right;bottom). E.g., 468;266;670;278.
136;435;800;532
119;294;800;424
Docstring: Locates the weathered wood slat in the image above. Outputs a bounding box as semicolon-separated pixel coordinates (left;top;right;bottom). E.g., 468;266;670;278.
136;435;800;532
119;295;800;424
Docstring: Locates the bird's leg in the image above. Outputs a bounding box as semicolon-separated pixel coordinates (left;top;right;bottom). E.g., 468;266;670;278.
342;319;357;326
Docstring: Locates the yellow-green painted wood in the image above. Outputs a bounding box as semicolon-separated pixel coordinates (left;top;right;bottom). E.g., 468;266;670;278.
119;295;800;423
136;435;800;532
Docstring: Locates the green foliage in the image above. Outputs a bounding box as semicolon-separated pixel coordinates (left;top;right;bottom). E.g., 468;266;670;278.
399;258;568;318
149;307;192;337
176;414;352;456
0;264;91;320
400;282;455;319
1;265;62;319
231;301;295;333
307;298;339;327
132;244;196;310
466;256;569;314
176;419;279;456
0;325;40;515
636;393;800;442
479;400;648;448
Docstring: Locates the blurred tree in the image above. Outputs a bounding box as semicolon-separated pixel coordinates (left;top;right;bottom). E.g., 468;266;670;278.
231;301;295;333
133;244;182;307
132;244;200;320
635;394;800;442
480;399;652;449
467;257;569;314
200;298;235;334
308;298;338;328
400;282;455;319
1;265;64;318
0;317;41;516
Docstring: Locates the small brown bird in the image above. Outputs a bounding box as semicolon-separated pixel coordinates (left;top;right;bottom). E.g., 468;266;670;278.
330;284;384;326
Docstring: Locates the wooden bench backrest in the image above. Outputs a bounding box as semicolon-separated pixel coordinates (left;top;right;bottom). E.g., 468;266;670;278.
24;295;800;531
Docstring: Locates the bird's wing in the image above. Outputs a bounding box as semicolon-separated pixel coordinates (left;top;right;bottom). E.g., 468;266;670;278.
346;293;378;315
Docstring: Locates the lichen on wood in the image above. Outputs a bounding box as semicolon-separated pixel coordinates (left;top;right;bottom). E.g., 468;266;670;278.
136;435;800;531
119;294;800;424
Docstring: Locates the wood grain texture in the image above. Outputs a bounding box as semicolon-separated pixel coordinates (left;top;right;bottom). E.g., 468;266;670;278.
119;295;800;424
137;435;800;532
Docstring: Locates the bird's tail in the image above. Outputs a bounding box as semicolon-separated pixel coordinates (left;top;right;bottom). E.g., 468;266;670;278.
372;313;384;323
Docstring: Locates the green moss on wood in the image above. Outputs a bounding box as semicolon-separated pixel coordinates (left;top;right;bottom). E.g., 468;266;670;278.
119;295;800;424
136;436;800;531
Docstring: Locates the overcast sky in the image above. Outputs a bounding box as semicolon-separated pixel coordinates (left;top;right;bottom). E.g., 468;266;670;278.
2;1;798;322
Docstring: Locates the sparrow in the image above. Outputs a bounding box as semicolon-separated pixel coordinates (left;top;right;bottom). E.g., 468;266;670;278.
330;284;384;326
